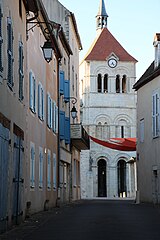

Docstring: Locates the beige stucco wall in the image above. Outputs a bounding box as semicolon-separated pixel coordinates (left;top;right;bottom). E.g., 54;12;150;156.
0;0;27;225
137;75;160;203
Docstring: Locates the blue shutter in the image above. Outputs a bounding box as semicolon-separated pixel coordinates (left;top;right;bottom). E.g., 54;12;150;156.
59;71;64;95
29;72;33;110
0;6;3;75
64;80;70;102
60;111;65;140
65;117;70;144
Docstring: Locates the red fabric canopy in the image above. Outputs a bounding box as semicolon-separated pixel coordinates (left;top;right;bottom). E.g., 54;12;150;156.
90;136;136;151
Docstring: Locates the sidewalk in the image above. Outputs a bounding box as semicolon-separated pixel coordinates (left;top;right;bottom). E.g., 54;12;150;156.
0;201;80;240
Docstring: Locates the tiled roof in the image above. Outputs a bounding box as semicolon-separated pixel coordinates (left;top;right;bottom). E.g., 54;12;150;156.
84;28;137;62
133;62;160;90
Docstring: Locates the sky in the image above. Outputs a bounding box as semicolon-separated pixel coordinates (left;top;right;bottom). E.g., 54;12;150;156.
59;0;160;80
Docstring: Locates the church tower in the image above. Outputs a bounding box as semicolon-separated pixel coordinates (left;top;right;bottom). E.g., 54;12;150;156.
96;0;108;32
80;0;137;199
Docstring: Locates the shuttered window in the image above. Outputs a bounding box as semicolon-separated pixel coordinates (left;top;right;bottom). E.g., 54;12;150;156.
47;150;51;189
7;17;14;88
29;71;36;113
60;111;65;140
39;147;43;188
52;101;56;133
152;92;159;138
64;80;70;102
47;94;52;128
30;143;35;188
59;71;64;95
38;83;44;120
65;117;70;144
19;41;24;101
0;5;3;78
53;153;57;189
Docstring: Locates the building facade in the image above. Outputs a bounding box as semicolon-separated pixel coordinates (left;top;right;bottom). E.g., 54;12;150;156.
133;33;160;204
42;0;89;204
80;0;137;199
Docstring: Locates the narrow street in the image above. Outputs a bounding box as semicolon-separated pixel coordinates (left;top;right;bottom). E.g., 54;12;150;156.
1;199;160;240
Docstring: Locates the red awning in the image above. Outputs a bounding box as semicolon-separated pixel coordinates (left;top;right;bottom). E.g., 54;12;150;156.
90;136;136;151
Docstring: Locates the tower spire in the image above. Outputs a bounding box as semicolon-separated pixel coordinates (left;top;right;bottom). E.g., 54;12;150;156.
96;0;108;31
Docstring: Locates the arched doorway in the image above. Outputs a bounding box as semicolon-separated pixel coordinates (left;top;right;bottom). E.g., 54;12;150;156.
117;160;127;197
98;159;107;197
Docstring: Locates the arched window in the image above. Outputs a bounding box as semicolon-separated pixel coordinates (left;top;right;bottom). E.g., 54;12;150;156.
103;122;109;139
96;122;102;139
104;74;108;93
117;160;127;197
116;75;120;93
122;75;127;93
97;74;102;93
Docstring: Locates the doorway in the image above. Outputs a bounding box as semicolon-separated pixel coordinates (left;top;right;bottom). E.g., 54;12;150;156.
98;159;107;197
118;160;127;197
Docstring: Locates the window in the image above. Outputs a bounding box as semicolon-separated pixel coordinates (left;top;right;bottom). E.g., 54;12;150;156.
47;94;52;128
122;75;127;93
38;83;44;120
121;126;124;138
30;143;35;188
0;5;3;78
116;75;120;93
60;110;65;140
65;117;70;144
140;119;144;143
96;122;103;139
64;80;70;102
47;150;51;189
7;17;14;88
152;92;159;138
59;71;64;95
97;74;102;92
53;153;57;189
104;74;108;93
29;71;36;113
39;147;43;188
19;41;24;101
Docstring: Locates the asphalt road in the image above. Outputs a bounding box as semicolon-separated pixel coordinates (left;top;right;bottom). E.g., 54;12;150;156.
1;199;160;240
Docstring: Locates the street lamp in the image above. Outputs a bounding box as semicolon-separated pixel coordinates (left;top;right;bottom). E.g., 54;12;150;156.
41;40;53;63
71;105;77;119
69;97;77;121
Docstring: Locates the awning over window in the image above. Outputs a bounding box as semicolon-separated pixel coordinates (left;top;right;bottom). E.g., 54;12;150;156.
90;136;136;151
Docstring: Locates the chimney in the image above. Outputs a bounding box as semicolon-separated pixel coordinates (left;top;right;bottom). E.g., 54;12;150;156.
153;33;160;69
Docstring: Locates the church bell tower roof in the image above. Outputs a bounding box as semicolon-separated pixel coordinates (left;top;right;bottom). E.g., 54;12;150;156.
96;0;108;30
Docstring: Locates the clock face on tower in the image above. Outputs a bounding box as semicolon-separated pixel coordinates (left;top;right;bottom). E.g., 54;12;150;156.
108;58;117;68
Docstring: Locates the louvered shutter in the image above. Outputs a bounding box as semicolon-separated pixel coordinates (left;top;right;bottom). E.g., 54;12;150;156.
7;17;13;88
19;41;24;100
64;80;70;102
0;6;3;75
29;72;33;111
65;117;70;144
59;71;64;95
60;111;65;140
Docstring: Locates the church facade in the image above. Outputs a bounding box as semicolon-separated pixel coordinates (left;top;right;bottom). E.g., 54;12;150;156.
80;0;137;198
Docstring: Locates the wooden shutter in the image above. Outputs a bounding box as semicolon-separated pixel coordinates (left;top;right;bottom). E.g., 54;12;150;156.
65;117;70;144
60;111;65;140
7;17;14;88
19;41;24;100
47;150;51;188
64;80;70;102
29;72;33;111
59;71;64;95
0;6;3;76
53;153;57;189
